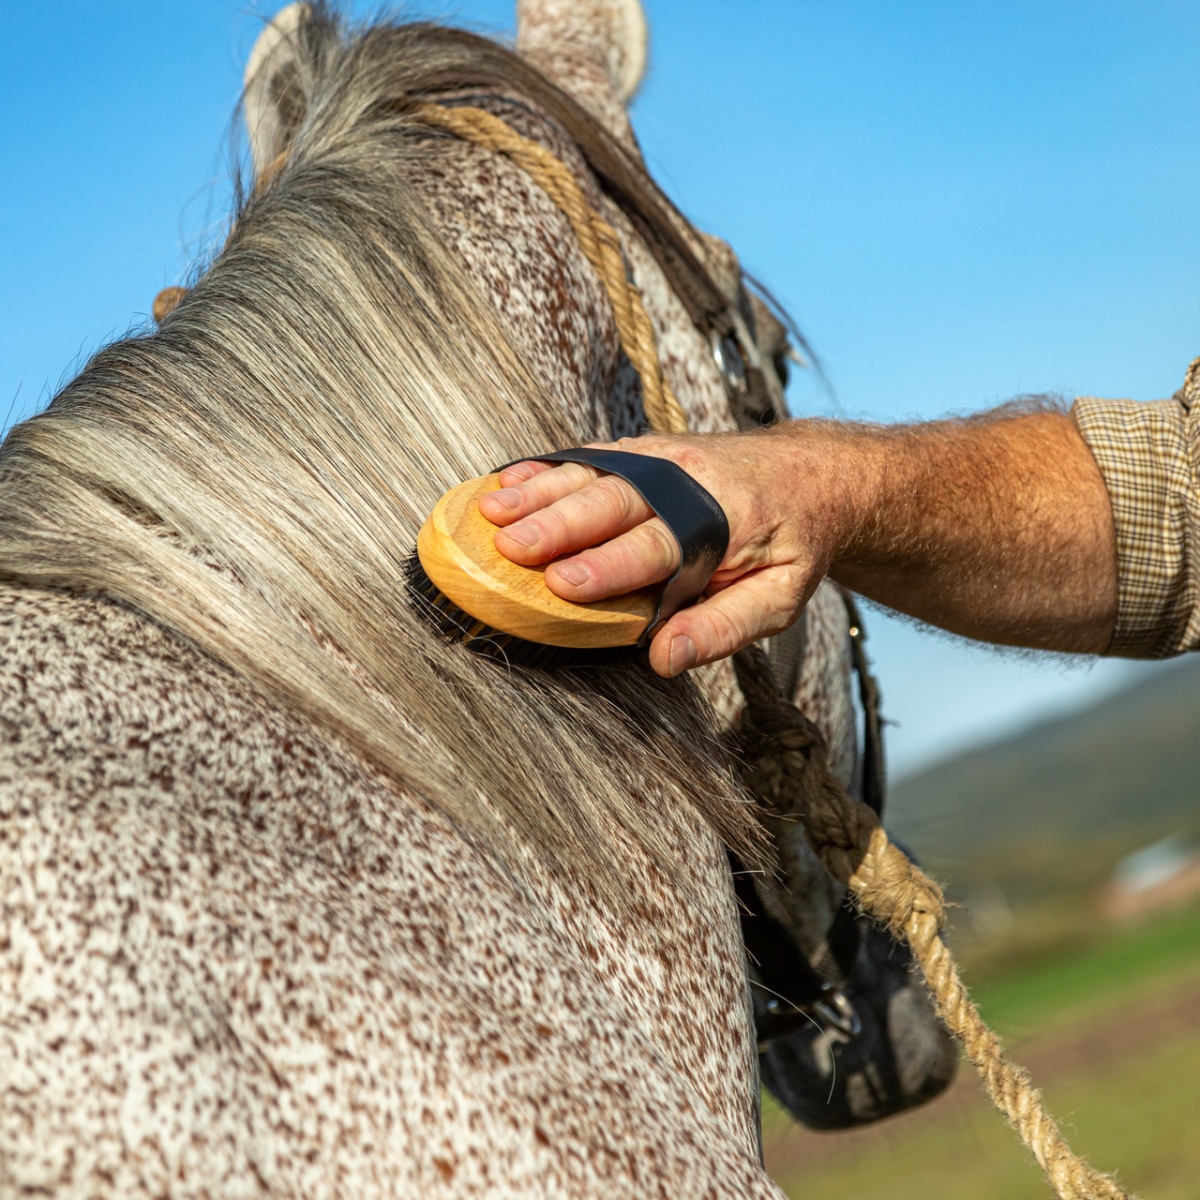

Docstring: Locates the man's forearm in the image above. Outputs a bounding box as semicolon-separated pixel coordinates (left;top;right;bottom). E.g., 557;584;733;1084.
786;409;1119;653
486;407;1121;675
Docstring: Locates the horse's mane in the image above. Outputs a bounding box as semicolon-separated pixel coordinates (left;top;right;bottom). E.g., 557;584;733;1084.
0;7;760;900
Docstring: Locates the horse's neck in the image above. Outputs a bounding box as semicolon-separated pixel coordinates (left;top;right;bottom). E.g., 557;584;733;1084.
412;97;859;1107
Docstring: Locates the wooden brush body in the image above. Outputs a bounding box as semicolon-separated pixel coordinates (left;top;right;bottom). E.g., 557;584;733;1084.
416;473;657;648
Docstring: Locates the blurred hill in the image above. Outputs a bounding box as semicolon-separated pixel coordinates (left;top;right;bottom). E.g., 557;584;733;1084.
886;654;1200;971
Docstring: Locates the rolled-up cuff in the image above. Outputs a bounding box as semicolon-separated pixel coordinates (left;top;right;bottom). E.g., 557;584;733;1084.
1071;395;1199;658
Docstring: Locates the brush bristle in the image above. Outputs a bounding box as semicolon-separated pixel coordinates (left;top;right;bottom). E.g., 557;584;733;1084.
404;550;642;671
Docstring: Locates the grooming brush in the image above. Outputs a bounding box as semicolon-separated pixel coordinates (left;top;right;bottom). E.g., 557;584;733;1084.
407;448;729;666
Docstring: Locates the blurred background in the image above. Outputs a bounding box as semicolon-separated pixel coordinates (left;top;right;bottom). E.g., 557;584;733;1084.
5;3;1200;1195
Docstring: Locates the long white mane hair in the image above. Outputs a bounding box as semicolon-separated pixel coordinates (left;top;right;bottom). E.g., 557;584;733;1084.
0;8;760;901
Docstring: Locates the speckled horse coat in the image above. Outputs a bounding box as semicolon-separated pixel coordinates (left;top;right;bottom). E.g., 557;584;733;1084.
0;4;862;1196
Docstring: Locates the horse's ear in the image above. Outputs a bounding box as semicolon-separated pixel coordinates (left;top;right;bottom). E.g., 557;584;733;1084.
517;0;649;105
602;0;649;102
243;3;312;177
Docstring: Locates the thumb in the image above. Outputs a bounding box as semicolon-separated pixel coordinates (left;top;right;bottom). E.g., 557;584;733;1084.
647;568;807;677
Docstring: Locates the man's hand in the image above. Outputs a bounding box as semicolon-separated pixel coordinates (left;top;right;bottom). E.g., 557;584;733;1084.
477;432;833;677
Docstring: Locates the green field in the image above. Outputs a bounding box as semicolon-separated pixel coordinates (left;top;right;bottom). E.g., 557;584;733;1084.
769;1034;1200;1200
973;902;1200;1036
764;903;1200;1199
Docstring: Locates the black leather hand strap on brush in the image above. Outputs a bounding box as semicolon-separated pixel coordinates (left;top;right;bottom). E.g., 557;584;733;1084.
502;448;730;642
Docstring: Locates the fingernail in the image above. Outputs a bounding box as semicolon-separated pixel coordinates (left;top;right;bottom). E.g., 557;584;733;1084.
554;561;590;587
503;463;536;482
668;634;697;676
502;522;538;547
488;488;521;510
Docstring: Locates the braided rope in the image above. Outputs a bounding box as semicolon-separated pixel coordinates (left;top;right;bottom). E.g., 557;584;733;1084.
416;103;689;434
733;646;1132;1200
418;101;1135;1200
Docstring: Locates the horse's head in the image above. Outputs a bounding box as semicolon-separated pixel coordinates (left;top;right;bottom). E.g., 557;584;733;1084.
231;2;792;452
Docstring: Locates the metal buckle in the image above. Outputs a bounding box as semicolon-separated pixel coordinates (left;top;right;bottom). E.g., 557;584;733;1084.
812;984;861;1038
757;983;862;1052
711;330;747;396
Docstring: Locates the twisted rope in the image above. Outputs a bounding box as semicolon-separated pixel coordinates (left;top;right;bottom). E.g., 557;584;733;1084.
733;646;1133;1200
416;103;689;435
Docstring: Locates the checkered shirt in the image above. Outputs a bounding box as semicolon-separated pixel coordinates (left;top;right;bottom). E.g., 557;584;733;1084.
1072;357;1200;657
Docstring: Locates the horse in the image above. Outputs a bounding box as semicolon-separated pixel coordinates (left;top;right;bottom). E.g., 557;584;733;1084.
0;3;953;1195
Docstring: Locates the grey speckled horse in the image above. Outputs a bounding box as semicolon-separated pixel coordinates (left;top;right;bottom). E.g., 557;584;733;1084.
0;3;951;1196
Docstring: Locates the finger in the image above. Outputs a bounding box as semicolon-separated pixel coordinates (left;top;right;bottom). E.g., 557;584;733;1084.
480;461;601;527
543;517;679;601
494;439;614;488
491;472;654;565
646;569;805;677
495;459;554;487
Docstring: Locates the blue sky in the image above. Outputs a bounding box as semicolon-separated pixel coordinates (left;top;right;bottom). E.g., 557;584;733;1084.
4;2;1199;775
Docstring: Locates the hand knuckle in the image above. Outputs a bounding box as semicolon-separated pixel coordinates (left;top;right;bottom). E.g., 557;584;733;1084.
705;604;747;657
591;473;630;509
538;508;569;543
639;521;679;569
560;463;598;489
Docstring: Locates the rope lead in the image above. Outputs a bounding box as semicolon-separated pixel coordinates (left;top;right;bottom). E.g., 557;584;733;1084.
416;102;689;435
733;644;1131;1200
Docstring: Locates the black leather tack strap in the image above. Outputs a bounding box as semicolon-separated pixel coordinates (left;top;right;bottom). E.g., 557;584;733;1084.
838;588;887;818
496;447;729;642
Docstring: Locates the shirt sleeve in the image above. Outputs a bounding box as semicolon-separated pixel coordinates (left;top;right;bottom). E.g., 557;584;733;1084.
1071;357;1200;658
